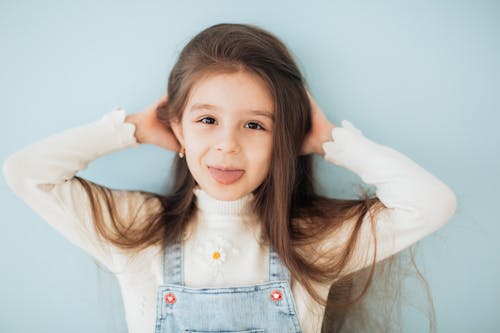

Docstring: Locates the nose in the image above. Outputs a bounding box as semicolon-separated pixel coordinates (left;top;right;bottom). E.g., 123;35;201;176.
214;126;241;154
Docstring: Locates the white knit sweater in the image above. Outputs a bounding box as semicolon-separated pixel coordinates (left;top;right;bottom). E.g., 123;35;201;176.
2;108;458;333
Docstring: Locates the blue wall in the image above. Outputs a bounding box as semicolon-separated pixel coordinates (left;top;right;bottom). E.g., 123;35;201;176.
1;0;498;332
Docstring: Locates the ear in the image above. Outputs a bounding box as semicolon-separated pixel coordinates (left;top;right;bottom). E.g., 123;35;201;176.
170;119;185;147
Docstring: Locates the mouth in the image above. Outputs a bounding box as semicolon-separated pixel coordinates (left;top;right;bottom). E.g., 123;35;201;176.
208;166;245;185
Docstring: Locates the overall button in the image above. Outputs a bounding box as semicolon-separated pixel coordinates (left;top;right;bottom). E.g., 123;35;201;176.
270;290;283;302
165;292;177;304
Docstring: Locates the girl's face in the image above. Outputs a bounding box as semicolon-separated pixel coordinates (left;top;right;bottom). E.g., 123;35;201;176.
172;71;275;201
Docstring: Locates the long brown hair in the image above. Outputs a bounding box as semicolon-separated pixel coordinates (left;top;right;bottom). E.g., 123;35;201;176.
75;23;435;332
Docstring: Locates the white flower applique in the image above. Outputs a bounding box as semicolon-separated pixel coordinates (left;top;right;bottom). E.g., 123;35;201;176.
196;234;240;278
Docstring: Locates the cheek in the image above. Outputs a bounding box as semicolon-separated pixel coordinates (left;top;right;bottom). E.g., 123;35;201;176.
183;132;205;155
249;140;273;171
184;153;206;186
185;145;204;167
183;140;212;179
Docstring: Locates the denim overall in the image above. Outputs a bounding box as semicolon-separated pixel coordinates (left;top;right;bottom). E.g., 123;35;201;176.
154;237;303;333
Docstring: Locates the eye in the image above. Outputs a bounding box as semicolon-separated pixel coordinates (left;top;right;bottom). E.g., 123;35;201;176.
199;117;216;125
246;122;265;131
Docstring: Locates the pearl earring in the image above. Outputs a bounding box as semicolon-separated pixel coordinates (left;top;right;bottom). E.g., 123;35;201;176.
178;147;185;158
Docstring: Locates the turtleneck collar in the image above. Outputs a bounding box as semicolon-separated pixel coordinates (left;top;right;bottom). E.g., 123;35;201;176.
193;185;255;217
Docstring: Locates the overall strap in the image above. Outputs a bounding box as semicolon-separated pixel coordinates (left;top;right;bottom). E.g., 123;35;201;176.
162;238;183;285
269;245;291;283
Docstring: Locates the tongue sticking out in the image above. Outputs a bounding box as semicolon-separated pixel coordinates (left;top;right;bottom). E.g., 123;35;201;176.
209;167;245;185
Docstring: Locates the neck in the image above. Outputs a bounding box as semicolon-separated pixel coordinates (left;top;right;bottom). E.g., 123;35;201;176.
193;185;255;217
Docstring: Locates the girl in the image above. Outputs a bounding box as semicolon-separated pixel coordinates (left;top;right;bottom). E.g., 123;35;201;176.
2;23;457;333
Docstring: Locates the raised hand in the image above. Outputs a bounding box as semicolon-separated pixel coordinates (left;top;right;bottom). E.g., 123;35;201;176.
300;90;336;156
125;93;181;152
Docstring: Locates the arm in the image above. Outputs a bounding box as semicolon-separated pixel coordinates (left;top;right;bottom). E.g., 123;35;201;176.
2;108;155;273
302;90;457;276
319;120;458;277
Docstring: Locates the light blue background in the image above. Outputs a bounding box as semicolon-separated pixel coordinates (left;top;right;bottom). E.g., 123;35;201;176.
1;0;498;332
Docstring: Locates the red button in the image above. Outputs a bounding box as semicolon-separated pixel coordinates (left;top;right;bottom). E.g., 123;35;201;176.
165;292;176;304
270;290;282;302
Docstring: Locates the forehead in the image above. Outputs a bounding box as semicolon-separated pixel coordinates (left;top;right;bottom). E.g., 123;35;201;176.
186;71;274;115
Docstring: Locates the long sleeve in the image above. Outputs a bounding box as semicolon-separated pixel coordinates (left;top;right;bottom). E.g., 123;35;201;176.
320;120;458;277
2;108;149;273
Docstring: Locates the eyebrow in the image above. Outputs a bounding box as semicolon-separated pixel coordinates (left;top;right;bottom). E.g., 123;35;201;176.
190;103;274;121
